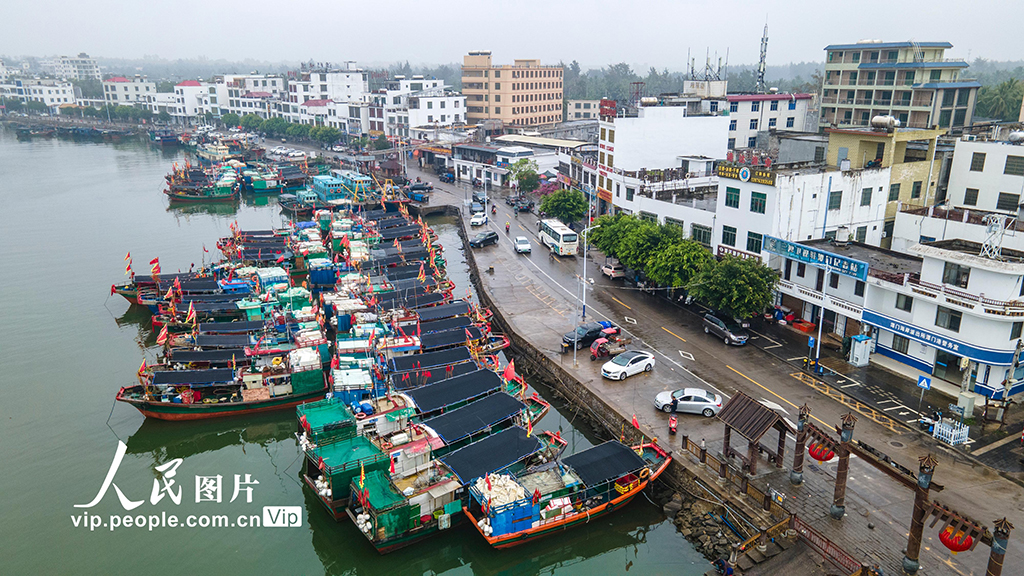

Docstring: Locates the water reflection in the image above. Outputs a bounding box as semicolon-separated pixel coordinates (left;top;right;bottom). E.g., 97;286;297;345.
125;412;295;464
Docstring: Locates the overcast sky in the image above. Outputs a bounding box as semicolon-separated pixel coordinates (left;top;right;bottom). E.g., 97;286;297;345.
4;0;1020;69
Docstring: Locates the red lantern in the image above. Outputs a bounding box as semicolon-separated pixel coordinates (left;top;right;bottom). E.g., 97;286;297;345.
939;526;972;554
808;442;835;462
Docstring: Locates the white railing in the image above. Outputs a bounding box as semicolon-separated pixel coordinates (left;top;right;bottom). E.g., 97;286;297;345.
933;420;969;446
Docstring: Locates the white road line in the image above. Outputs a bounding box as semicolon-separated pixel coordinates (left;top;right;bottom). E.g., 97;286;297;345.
840;382;861;388
679;350;695;361
786;356;806;362
876;399;894;404
883;405;903;412
750;330;783;348
624;316;637;324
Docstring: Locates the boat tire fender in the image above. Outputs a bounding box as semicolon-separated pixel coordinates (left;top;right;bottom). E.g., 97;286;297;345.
640;467;651;480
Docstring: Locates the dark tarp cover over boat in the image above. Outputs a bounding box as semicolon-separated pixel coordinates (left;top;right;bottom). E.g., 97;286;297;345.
391;361;476;390
385;265;426;281
177;279;220;292
441;427;541;484
422;392;525;444
388;346;472;372
191;302;243;312
152;368;236;386
379;225;422;241
419;316;472;334
168;348;246;363
178;293;246;303
194;334;254;348
405;369;502;414
388;276;437;291
416;301;470;322
134;273;196;285
562;441;648;487
197;321;267;333
376;292;444;312
420;326;482;350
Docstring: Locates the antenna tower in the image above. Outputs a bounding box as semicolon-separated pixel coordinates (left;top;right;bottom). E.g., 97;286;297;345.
755;21;769;93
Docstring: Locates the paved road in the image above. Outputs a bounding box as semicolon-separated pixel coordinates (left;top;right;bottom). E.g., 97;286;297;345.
411;164;1024;576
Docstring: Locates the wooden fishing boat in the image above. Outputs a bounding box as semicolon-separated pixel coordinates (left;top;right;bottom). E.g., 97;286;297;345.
464;441;671;549
164;186;240;203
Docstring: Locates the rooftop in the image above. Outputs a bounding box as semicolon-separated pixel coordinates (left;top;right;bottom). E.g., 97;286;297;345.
915;239;1024;266
176;80;202;87
242;91;273;98
493;134;588;150
802;238;923;276
105;77;129;83
824;41;953;51
726;93;814;102
301;99;331;107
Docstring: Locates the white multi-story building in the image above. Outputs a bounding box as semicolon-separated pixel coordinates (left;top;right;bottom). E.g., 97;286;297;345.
323;101;370;138
944;138;1024;214
43;53;101;80
288;64;368;105
375;76;465;140
6;78;77;112
726;93;815;150
172;80;213;122
453;143;558;188
567;99;601;120
103;76;155;106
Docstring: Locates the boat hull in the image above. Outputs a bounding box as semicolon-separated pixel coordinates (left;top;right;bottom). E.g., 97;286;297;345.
346;506;466;554
303;474;350;521
164;189;240;203
117;388;325;421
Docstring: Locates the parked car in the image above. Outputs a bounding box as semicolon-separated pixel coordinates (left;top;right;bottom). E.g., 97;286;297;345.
470;213;488;227
470;202;485;214
601;262;625;279
469;231;500;248
654;388;723;417
702;313;749;345
472;191;488;204
505;195;522;206
407;182;433;192
514;236;532;254
601;350;655;380
332;145;345;152
439;173;455;183
562;321;618;350
516;200;534;212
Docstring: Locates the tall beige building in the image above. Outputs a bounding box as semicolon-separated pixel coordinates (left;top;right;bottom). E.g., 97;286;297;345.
461;51;563;127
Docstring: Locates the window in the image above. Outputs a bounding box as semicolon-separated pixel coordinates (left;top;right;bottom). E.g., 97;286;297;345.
692;224;712;246
748;137;757;148
786;117;795;128
931;70;943;82
964;188;979;206
729;101;738;113
856;226;867;243
997;193;1021;212
852;52;861;63
892;334;910;354
814;147;825;163
665;217;684;231
770;100;779;111
728;138;736;149
749;119;758;130
861;187;872;206
607;155;613;167
828;190;842;210
1013;322;1024;340
829;273;840;289
625;187;634;201
722;226;737;246
599;152;605;165
750;191;766;214
710;101;719;112
911;181;922;199
746;232;763;254
888;183;901;201
935;306;962;332
608;130;614;143
788;100;797;110
639;211;657;223
599;175;605;189
427;101;433;109
942;262;970;288
600;127;606;140
1005;156;1024;176
768;118;777;128
729;120;736;131
895;294;913;312
751;102;760;112
970;152;986;172
725;187;740;208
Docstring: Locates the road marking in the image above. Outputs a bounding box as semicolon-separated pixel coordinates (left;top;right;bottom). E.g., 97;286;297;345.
786;356;806;362
661;326;687;343
882;405;903;412
623;316;637;324
971;429;1023;456
839;382;861;389
750;330;783;348
611;296;632;309
727;365;830;427
679;350;695;361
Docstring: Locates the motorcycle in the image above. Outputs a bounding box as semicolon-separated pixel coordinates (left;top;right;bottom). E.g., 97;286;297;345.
668;415;678;435
917;410;942;433
491;205;497;215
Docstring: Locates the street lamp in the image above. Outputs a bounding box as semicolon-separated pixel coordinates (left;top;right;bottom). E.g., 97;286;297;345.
580;223;600;321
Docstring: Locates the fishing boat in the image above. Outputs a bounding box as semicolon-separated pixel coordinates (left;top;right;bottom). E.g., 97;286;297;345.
196;142;240;164
164;184;239;203
149;129;179;146
116;347;327;421
464;440;671;549
279;189;333;217
239;166;283;194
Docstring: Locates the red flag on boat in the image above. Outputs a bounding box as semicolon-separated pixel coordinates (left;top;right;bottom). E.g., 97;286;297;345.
149;257;159;265
359;461;365;490
526;415;533;438
422;370;431;379
632;414;640;429
138;358;147;375
124;252;131;262
485;473;491;491
202;244;209;253
389;455;395;474
151;263;161;275
124;261;132;275
231;354;236;370
164;286;174;301
502;359;516;382
156;325;169;345
185;302;197;324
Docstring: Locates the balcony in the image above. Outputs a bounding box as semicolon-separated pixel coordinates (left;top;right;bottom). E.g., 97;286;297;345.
868;267;1024;318
873;99;892;106
877;80;896;86
778;279;864;317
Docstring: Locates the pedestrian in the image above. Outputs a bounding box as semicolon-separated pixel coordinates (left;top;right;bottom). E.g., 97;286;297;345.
670;396;678;413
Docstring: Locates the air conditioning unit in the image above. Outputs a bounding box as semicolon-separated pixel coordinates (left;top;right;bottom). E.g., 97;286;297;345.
962;134;977;141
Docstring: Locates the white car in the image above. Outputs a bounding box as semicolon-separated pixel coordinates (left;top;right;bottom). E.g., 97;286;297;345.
470;213;488;226
288;151;306;158
654;388;723;417
514;236;532;253
332;145;345;152
601;350;655;380
601;262;625;279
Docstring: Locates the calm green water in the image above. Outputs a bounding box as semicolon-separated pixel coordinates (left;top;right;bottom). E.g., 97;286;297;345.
0;128;708;575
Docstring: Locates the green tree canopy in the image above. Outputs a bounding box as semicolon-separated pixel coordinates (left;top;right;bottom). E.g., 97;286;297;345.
157;111;171;122
518;171;540;194
260;117;288;136
507;158;539;191
240;113;264;131
286;123;310;138
372;135;391;150
220;112;241;127
976;79;1023;121
644;238;715;288
310;126;341;145
540;189;588;225
688;257;778;320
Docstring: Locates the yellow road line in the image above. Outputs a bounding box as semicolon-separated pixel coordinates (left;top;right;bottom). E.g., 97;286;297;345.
611;296;632;310
518;224;527;231
726;365;829;427
661;326;686;342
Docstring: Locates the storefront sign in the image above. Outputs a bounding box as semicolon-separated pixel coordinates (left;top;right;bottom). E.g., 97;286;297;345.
763;236;868;280
597;188;612;202
862;309;1016;366
420;146;450;156
716;164;776;186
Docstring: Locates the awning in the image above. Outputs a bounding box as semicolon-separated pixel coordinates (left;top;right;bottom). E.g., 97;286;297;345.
405;369;502;415
441;427;542;484
422;392;525;444
563;441;648;486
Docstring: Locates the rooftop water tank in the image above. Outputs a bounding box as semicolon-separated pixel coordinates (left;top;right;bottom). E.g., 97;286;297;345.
871;115;901;129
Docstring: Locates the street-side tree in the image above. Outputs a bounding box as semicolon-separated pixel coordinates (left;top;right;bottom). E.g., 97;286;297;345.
286;123;310;138
220;113;241;128
240;114;264;131
645;238;714;288
539;189;588;224
507;158;539;191
260;117;288;136
614;219;680;271
589;214;625;257
372;135;391;150
157;111;171;122
688;256;778;320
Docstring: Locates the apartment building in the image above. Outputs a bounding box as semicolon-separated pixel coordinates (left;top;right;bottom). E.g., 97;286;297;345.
567;99;601;120
102;76;155;106
172;80;213;122
726;93;814;149
461;51;563;127
43;53;101;80
6;78;77;112
373;76;465;139
288;64;368;105
819;41;979;130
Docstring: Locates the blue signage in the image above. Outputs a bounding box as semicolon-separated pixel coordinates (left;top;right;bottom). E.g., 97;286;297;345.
862;309;1017;366
808;337;815;349
918;376;931;390
763;236;869;281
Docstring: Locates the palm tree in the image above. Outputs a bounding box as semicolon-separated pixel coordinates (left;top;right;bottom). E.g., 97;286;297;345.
977;79;1023;121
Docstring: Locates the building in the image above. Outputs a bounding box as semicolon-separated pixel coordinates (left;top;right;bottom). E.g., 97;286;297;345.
103;76;155;106
211;74;286;118
374;76;465;140
726;93;815;149
819;41;979;130
567;99;601;120
43;53;101;80
172;80;213;122
288;63;368;105
5;78;77;112
461;51;563;127
142;92;179;117
770;236;1024;402
452;143;559;188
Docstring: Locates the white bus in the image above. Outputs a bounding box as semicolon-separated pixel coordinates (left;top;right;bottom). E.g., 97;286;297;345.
539;219;579;256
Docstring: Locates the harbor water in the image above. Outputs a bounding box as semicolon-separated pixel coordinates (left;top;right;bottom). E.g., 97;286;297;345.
0;128;709;575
